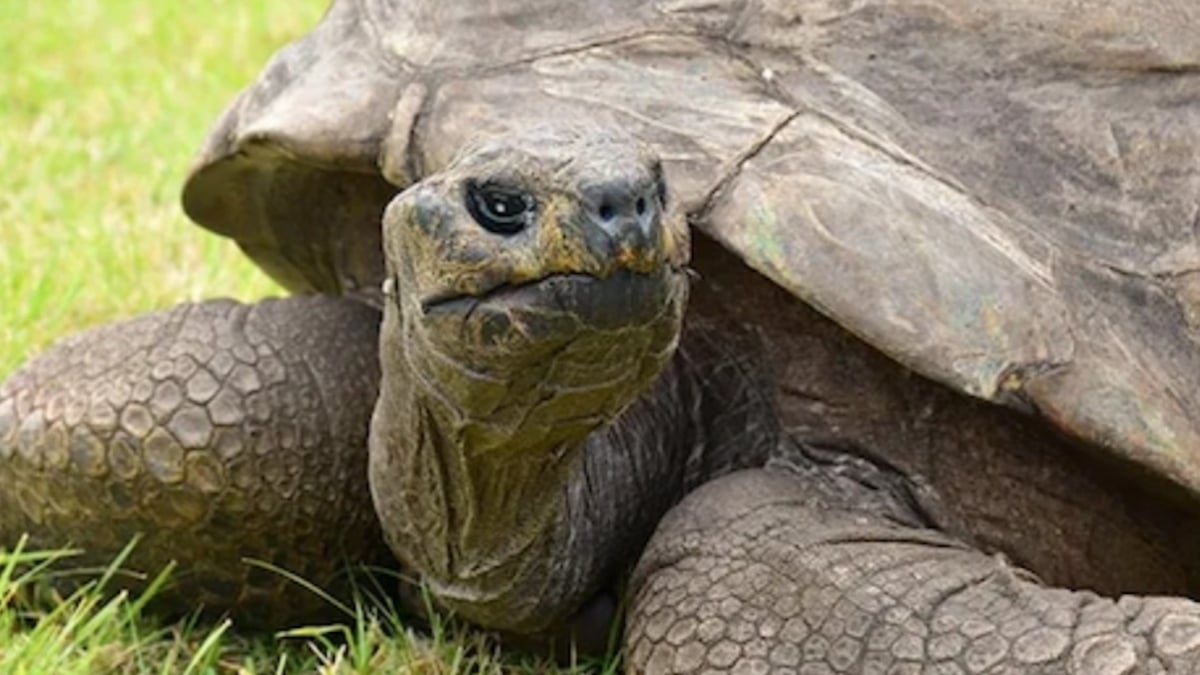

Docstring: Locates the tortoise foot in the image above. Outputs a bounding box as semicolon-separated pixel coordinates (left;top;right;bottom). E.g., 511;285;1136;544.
628;467;1200;673
0;296;391;626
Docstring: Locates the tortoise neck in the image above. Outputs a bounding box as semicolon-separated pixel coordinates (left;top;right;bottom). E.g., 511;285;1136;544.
367;302;677;633
368;308;782;635
369;380;579;630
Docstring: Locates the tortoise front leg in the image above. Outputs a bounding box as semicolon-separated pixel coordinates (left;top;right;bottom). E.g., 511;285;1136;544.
627;453;1200;673
0;296;391;626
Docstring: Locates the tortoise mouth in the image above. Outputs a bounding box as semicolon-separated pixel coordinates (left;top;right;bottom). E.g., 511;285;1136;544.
419;273;593;314
421;268;687;334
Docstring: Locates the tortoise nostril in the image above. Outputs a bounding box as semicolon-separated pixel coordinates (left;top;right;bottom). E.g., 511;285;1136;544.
587;182;661;235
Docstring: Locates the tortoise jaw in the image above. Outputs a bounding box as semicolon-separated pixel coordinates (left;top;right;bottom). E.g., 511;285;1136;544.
416;273;582;315
420;267;688;334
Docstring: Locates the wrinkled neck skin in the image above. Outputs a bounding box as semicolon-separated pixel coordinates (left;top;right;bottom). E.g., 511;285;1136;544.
368;294;779;636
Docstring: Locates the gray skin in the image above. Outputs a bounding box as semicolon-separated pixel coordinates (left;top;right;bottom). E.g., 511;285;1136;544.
5;1;1200;673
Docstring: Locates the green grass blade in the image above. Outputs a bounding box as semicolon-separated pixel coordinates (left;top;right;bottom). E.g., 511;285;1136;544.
180;618;231;675
243;558;355;619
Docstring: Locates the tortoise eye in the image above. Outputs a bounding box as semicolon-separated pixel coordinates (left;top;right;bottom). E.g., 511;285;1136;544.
465;181;534;235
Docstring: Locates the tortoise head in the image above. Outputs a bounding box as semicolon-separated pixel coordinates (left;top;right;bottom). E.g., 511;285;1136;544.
378;125;689;454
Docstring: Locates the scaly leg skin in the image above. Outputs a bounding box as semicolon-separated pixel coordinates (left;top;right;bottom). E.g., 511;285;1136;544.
627;444;1200;673
0;296;391;626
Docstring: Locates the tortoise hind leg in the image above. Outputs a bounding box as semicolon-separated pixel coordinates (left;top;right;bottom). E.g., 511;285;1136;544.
0;296;391;626
627;451;1200;673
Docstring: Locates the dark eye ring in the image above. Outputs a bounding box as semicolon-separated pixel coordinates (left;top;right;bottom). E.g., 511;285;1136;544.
464;181;534;235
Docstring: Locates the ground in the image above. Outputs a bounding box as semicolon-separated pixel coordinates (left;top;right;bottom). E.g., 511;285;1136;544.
0;2;611;672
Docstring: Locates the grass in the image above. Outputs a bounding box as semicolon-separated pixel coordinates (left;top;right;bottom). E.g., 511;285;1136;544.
0;1;300;376
0;2;614;672
0;534;595;674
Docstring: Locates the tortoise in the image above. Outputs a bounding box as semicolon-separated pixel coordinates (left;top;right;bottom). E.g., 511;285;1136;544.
3;0;1200;671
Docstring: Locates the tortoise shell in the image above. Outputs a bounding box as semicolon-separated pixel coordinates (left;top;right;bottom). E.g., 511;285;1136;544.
183;0;1200;493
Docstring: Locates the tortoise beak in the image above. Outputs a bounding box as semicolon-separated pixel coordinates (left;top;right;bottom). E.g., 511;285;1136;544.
421;267;688;336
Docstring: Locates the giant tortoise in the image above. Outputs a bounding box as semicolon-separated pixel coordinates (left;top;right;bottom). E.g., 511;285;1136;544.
3;0;1200;671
